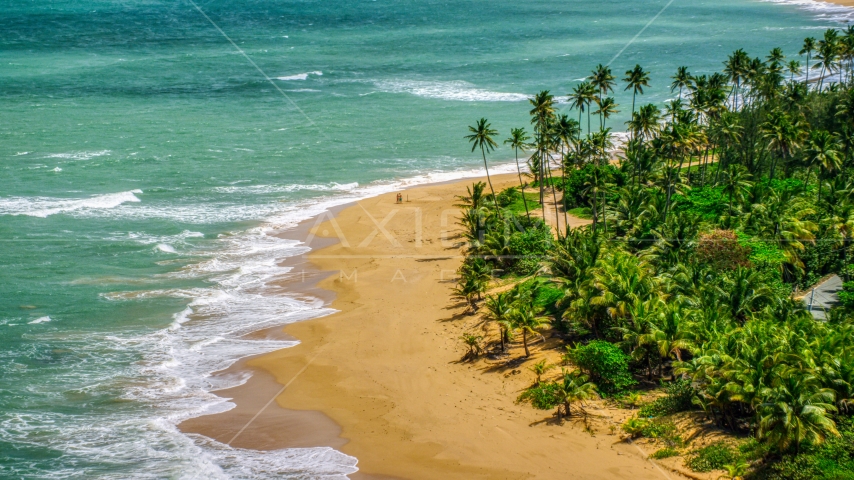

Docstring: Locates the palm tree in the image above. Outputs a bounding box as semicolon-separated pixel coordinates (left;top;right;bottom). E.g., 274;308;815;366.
801;36;817;87
759;371;839;453
569;81;594;134
761;109;805;180
816;30;839;92
671;66;693;99
510;302;550;357
529;91;556;211
592;97;619;130
554;370;598;418
627;103;661;143
721;266;774;323
465;118;501;218
529;359;554;385
460;333;483;359
724;48;749;110
483;291;514;352
453;276;483;314
721;165;753;216
624;64;651;120
718;460;750;480
805;129;842;201
504;128;532;221
589;64;616;126
787;59;801;83
767;47;785;65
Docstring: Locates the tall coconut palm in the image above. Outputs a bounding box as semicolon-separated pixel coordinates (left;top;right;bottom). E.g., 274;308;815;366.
504;127;532;221
800;36;817;87
671;66;693;99
589;64;616;126
723;49;749;110
787;59;801;83
627;103;662;144
816;29;839;92
569;81;595;134
624;64;651;121
761;109;805;180
466;118;501;218
767;47;785;65
593;97;619;130
529;91;557;211
805;129;842;201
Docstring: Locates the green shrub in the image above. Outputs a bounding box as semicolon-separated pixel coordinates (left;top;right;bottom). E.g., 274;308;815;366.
651;447;679;459
640;419;676;439
672;185;727;221
568;340;636;394
496;187;521;207
507;222;552;275
736;232;786;274
516;382;561;411
685;442;738;472
638;379;696;418
839;281;854;310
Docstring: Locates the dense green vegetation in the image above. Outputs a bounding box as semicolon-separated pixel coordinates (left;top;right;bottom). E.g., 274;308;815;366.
456;28;854;477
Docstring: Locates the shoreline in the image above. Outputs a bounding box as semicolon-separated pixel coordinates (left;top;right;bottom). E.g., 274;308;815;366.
818;0;854;7
185;172;678;479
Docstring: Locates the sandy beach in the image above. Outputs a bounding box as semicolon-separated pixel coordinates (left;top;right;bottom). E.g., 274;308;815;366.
183;172;684;479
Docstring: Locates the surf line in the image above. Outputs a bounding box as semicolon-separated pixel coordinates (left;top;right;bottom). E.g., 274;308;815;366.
185;0;326;136
607;0;678;66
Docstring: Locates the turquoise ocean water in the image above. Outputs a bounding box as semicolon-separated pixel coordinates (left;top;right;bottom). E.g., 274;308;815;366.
1;0;852;477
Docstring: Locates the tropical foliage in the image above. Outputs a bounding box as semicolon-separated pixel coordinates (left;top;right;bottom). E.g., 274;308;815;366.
456;28;854;476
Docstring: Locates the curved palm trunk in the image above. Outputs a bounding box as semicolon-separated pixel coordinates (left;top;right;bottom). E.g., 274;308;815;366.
522;329;530;357
806;53;811;88
539;150;546;218
545;156;562;235
561;147;570;231
587;109;591;136
514;147;531;221
480;146;502;220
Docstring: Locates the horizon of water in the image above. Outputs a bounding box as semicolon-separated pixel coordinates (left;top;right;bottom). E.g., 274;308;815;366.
1;0;852;477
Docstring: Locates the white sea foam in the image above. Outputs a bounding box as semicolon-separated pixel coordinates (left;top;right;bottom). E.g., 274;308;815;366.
28;316;51;324
762;0;854;23
373;79;530;102
45;150;111;161
156;244;178;253
52;167;62;172
0;190;142;218
211;182;359;194
276;71;323;81
112;230;206;246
